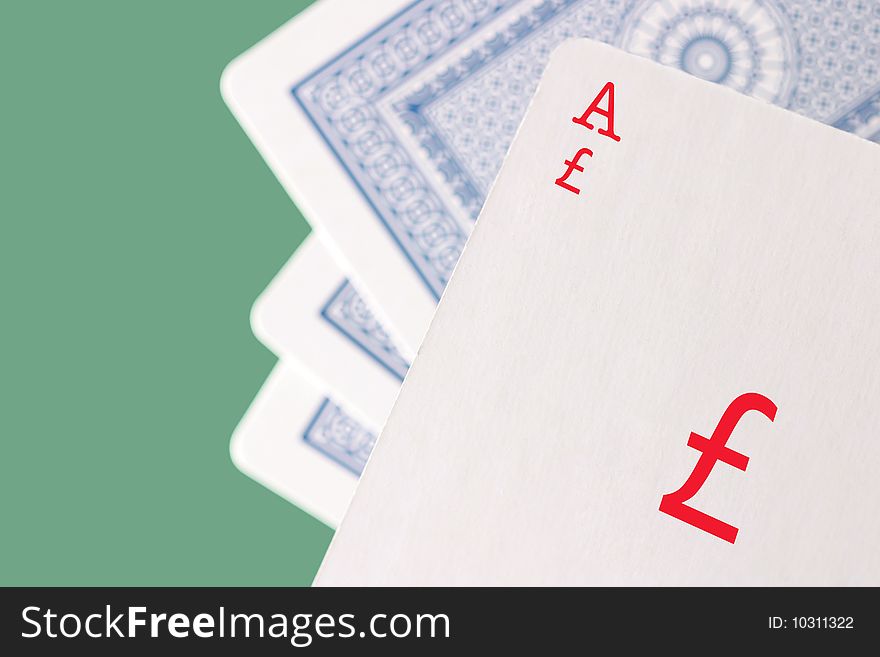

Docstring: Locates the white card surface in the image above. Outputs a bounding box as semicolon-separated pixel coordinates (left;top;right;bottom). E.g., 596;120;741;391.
316;39;880;585
252;233;406;428
231;364;377;527
223;0;880;356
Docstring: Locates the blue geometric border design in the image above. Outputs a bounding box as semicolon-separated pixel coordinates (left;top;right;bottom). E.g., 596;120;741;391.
292;0;523;300
832;87;880;142
320;279;410;382
302;397;377;475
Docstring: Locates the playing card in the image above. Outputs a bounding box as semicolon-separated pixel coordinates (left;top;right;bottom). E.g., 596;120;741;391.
316;39;880;585
231;364;377;527
222;0;880;354
251;233;408;428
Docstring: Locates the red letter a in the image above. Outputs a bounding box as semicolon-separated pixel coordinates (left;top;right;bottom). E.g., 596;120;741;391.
572;81;621;142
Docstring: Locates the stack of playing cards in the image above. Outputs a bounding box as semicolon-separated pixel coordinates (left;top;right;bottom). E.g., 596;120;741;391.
223;0;880;583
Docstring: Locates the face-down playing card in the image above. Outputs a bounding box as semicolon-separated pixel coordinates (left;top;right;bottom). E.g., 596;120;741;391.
223;0;880;356
316;39;880;585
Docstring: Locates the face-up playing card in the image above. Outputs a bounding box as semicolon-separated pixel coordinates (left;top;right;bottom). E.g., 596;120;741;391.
316;38;880;585
222;0;880;355
251;233;407;428
231;364;377;527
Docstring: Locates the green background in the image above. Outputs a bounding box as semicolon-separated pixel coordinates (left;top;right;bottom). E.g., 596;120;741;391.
0;0;328;585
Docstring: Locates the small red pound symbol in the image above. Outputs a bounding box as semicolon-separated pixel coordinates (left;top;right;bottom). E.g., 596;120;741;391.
659;392;777;544
554;147;593;195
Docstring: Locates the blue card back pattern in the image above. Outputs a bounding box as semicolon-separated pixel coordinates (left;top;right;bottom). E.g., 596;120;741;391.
293;0;880;301
303;397;377;475
320;279;410;382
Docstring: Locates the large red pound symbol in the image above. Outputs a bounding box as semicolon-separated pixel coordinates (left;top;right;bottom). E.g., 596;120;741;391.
659;393;777;544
